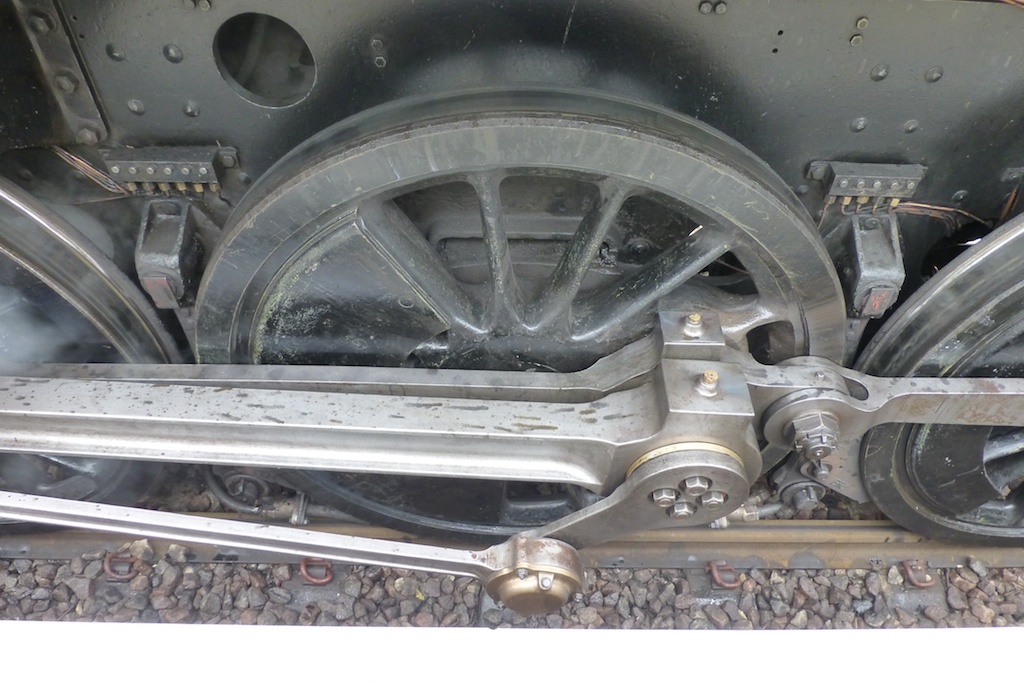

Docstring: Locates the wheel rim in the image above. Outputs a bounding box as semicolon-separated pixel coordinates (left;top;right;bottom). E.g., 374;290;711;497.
196;90;845;537
859;213;1024;542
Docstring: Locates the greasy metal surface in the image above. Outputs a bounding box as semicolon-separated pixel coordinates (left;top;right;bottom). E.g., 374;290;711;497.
54;0;1024;223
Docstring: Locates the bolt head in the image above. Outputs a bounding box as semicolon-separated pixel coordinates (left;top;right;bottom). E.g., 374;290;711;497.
850;34;863;46
713;1;727;14
856;17;869;29
55;74;77;93
197;0;211;9
651;488;679;508
683;475;711;496
701;491;727;511
670;501;697;519
698;1;713;13
516;568;528;580
687;313;702;325
813;462;833;480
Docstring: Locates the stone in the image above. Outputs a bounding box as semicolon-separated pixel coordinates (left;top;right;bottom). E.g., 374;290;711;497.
127;540;156;563
267;587;292;605
789;609;808;629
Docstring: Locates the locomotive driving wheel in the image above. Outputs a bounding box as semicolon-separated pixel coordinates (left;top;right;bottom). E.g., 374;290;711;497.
859;214;1024;544
195;90;846;539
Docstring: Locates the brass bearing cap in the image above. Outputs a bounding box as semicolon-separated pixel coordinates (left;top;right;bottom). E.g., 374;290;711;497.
485;537;584;615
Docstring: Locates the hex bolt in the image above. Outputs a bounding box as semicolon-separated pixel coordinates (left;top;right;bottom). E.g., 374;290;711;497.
701;491;727;511
516;568;528;580
370;38;385;51
856;17;869;29
713;1;727;14
374;55;387;68
670;501;697;519
683;475;711;496
539;575;553;590
651;488;679;508
850;34;863;46
197;0;211;9
699;1;713;13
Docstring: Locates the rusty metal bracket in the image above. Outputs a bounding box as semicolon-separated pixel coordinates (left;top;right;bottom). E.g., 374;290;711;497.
900;560;937;588
102;552;139;581
706;560;742;589
12;0;108;145
299;557;335;585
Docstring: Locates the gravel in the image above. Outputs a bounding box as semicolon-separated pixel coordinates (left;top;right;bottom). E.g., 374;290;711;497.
2;546;1023;628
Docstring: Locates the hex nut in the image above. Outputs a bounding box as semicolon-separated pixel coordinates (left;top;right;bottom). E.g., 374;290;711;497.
791;412;840;460
651;488;678;508
670;501;697;519
683;475;711;496
701;491;727;511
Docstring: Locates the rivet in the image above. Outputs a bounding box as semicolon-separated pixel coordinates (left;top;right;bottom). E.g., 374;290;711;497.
127;99;145;115
872;180;882;190
27;12;53;34
182;100;200;117
163;166;173;176
904;119;919;134
850;34;863;46
198;167;209;176
952;190;968;202
146;166;156;175
870;64;888;81
110;165;121;174
925;67;943;83
850;117;867;132
838;179;850;188
197;0;211;9
128;166;138;175
54;74;78;93
906;181;917;190
890;181;900;191
105;43;126;61
181;167;191;175
856;180;866;189
163;44;184;63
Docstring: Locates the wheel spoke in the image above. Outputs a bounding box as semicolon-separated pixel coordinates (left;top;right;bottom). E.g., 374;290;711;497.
572;228;731;341
469;173;524;330
528;179;632;329
355;201;483;334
